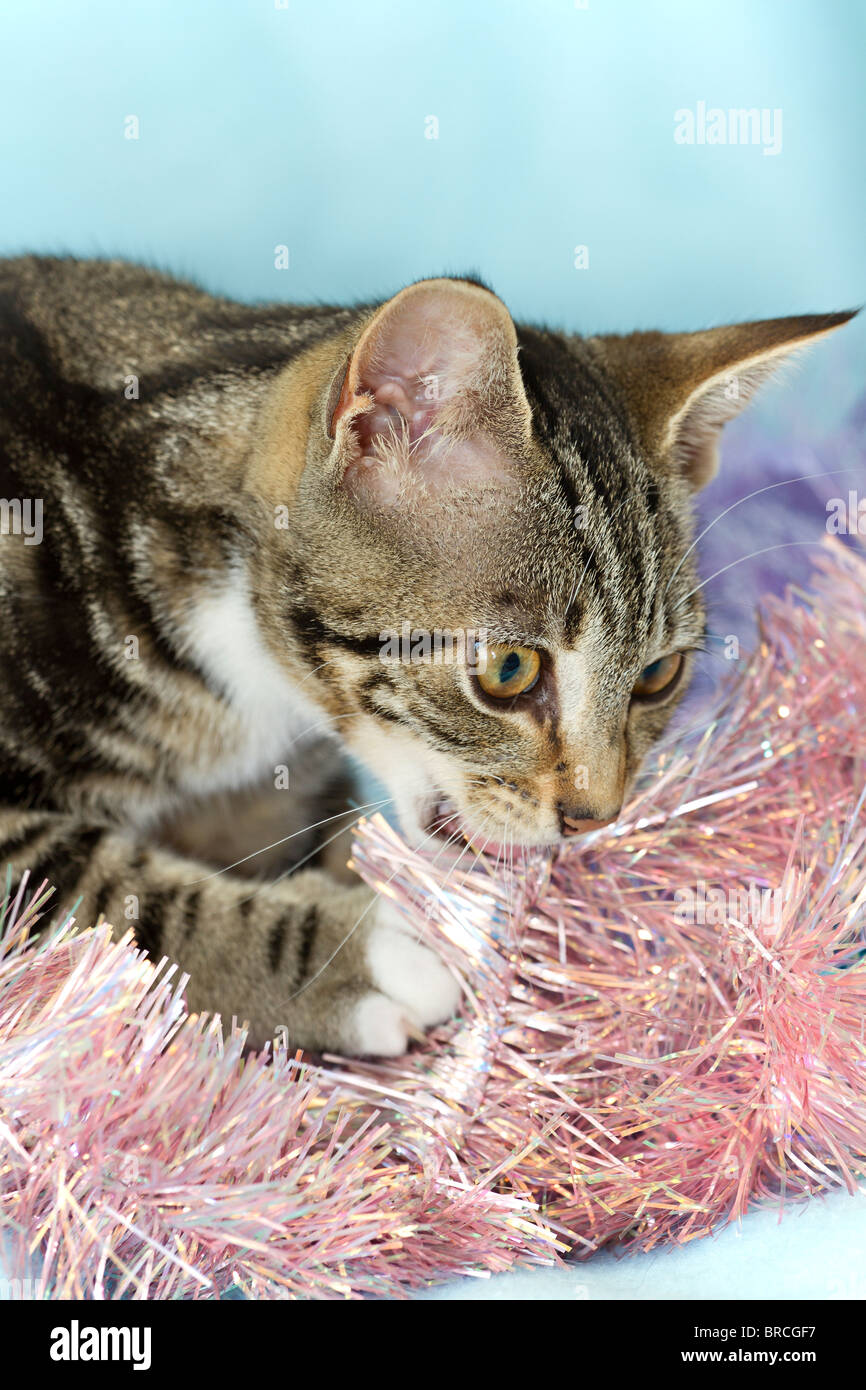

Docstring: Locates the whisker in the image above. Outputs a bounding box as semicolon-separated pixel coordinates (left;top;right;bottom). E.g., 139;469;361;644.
235;798;398;906
285;809;468;1000
280;781;534;997
284;709;360;753
664;466;860;595
183;796;393;885
506;816;518;926
433;809;500;894
296;658;343;688
688;644;729;667
672;540;834;612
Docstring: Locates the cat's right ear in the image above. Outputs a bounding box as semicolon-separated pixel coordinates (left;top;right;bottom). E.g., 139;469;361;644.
324;278;532;509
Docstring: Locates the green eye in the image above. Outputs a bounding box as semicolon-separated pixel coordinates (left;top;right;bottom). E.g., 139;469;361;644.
476;645;541;699
632;652;683;701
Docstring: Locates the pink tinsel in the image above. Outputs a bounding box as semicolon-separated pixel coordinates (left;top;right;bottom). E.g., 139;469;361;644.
2;537;866;1298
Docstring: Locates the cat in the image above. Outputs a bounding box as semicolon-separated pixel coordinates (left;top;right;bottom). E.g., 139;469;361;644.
0;255;853;1054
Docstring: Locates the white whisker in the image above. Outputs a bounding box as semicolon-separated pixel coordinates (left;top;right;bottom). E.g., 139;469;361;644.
235;798;398;906
673;540;833;612
284;808;468;1000
664;466;859;595
296;658;343;687
183;796;392;885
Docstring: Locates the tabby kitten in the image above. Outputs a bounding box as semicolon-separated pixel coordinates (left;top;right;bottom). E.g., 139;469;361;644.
0;256;852;1053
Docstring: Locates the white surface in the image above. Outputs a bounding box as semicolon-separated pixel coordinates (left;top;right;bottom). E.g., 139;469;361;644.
416;1188;866;1300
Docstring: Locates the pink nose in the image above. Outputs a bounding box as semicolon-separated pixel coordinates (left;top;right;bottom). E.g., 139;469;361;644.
561;814;617;837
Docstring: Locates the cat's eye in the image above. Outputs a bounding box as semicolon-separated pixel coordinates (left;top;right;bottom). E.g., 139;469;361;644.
475;645;541;699
631;652;683;702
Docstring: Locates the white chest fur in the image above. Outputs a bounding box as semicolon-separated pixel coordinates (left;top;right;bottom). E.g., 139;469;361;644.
178;567;333;795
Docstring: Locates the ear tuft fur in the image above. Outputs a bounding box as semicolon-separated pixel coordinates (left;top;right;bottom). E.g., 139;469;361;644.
329;277;532;511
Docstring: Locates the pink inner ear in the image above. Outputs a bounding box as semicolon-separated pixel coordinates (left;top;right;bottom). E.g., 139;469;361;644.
333;281;522;509
342;423;514;512
336;286;495;444
351;376;439;455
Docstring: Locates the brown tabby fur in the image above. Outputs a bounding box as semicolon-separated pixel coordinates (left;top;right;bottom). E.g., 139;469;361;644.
0;255;853;1052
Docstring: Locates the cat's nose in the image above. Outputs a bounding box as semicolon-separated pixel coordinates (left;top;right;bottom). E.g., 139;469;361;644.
559;804;620;837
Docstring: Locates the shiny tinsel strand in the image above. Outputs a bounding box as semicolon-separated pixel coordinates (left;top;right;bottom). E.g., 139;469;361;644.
2;537;866;1296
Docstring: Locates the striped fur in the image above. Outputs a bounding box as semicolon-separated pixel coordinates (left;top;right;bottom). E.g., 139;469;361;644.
0;256;852;1053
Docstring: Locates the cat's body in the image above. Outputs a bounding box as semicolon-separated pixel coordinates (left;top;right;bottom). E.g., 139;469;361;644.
0;255;852;1052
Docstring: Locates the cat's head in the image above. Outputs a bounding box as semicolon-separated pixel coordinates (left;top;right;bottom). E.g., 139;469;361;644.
267;278;853;855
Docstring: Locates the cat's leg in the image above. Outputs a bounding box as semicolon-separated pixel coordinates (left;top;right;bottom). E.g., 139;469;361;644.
0;806;460;1054
154;737;362;883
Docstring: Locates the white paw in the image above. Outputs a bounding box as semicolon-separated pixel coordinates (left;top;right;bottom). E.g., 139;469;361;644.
367;915;461;1028
372;896;417;937
350;993;416;1058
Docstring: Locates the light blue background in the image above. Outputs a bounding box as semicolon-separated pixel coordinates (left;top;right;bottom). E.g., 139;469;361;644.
1;0;863;363
2;0;864;1301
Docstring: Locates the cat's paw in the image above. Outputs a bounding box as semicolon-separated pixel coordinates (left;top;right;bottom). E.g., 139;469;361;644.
349;899;461;1056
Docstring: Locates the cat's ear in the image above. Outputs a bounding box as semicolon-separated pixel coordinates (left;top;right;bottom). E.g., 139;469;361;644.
325;278;532;508
594;311;857;489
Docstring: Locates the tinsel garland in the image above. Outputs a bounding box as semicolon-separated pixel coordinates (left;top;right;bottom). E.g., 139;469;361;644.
1;537;865;1298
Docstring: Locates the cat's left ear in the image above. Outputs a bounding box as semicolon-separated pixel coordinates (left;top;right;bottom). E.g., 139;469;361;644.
325;277;532;508
594;310;858;489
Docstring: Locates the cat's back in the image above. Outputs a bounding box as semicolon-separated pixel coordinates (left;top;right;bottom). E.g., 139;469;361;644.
0;257;346;812
0;255;347;391
0;254;356;549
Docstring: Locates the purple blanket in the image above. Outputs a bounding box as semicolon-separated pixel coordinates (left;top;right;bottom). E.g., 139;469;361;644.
682;351;865;714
